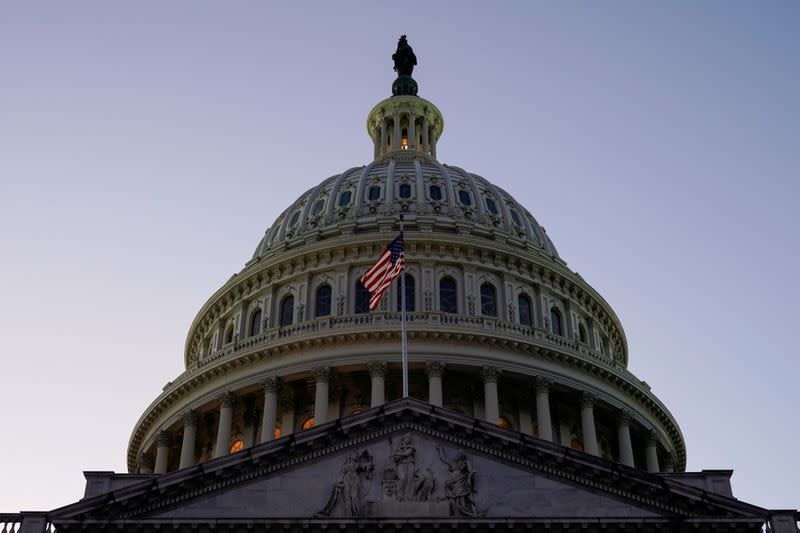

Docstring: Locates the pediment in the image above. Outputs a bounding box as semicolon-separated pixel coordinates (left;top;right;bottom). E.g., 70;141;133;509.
50;400;766;529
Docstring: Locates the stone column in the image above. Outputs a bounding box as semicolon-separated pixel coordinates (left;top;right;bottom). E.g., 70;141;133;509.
313;366;332;424
368;361;388;407
137;452;154;474
430;124;437;159
580;392;599;456
260;376;280;443
535;378;553;442
617;410;635;467
392;115;401;151
481;366;501;424
425;361;445;407
663;453;675;473
214;391;236;458
154;430;170;474
421;116;429;154
408;112;416;150
646;430;660;473
215;319;226;350
178;410;198;469
380;118;388;156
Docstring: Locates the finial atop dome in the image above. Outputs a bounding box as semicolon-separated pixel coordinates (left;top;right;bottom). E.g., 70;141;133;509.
392;35;418;97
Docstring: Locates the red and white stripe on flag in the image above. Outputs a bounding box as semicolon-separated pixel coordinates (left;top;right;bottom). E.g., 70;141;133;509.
360;232;405;311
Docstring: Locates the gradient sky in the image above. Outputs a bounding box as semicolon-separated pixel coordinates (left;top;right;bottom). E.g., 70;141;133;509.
0;2;798;512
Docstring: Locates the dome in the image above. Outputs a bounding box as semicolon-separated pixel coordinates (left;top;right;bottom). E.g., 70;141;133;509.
127;37;685;478
249;160;562;265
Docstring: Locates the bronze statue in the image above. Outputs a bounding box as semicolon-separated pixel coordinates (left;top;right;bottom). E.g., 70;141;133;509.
392;35;417;77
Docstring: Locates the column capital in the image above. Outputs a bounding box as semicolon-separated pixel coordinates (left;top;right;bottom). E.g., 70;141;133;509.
218;391;237;409
580;391;596;409
181;409;199;427
481;366;501;384
155;430;171;447
312;366;332;383
535;377;552;394
616;409;631;426
264;375;282;394
425;361;446;378
367;361;389;378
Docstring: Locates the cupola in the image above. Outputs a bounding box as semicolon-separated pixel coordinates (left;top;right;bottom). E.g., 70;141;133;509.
366;36;444;160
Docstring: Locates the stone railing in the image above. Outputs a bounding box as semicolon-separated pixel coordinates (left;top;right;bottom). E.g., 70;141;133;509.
196;312;616;369
0;513;56;533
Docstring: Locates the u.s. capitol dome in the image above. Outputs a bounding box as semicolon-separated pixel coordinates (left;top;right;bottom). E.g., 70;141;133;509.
127;37;685;476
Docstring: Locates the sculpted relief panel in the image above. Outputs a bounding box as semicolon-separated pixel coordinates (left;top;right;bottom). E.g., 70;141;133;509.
155;431;659;520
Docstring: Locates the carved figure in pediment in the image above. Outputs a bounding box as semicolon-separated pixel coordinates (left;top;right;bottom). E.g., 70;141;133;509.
383;434;436;503
316;450;374;517
436;445;481;517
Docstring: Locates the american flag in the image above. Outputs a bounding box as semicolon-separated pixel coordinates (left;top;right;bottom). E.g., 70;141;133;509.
360;232;405;311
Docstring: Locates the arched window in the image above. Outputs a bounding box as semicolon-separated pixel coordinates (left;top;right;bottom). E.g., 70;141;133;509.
550;307;563;337
224;324;234;344
311;199;325;216
498;416;512;429
518;294;533;326
301;416;315;431
355;279;371;314
510;209;522;226
485;198;499;215
273;426;282;439
229;439;244;453
439;276;457;313
368;185;381;201
578;323;588;344
315;284;332;317
399;183;411;198
280;295;294;327
289;210;301;227
338;190;352;207
396;274;415;312
480;283;497;316
429;185;443;201
458;189;472;206
250;309;262;336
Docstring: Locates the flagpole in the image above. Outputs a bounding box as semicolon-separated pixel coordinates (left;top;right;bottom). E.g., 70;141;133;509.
400;215;408;398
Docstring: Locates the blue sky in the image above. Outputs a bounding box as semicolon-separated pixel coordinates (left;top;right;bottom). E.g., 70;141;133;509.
0;2;797;511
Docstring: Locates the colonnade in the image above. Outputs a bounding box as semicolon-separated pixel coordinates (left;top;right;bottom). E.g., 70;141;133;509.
374;111;438;159
145;362;669;475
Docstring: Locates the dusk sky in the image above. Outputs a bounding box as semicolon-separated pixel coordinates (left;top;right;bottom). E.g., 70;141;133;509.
1;3;798;511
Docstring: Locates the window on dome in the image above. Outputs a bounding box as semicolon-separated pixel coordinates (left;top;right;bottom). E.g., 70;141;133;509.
338;190;352;207
301;417;315;430
250;309;262;336
550;307;563;337
399;183;411;199
289;210;301;227
439;276;457;313
578;323;588;344
273;426;282;439
486;198;499;215
401;128;408;150
498;417;512;429
518;294;533;326
480;283;497;316
280;295;294;327
510;209;522;226
229;439;244;453
311;199;325;216
224;325;234;344
368;185;381;201
429;185;443;201
396;274;415;312
458;189;472;206
315;284;332;317
355;279;371;314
